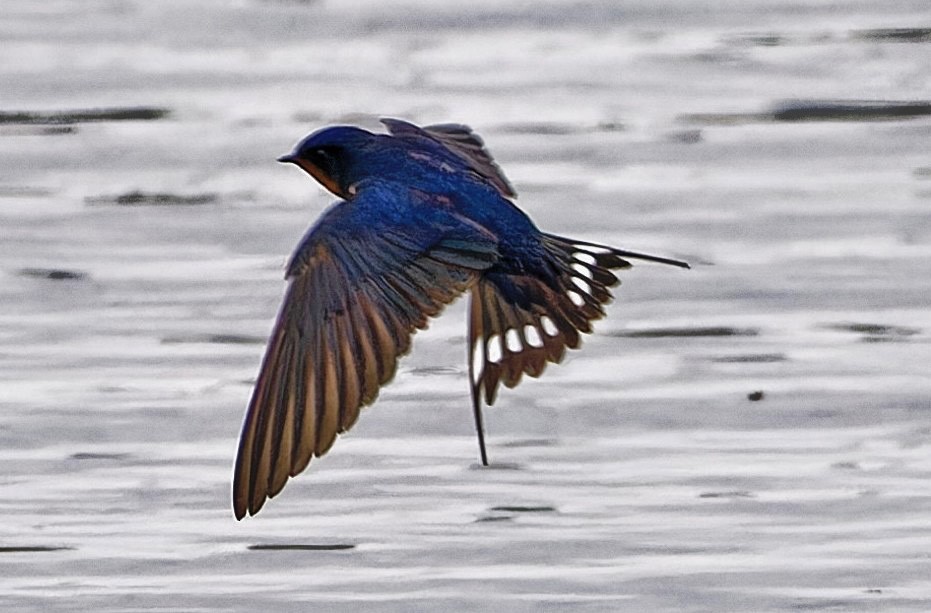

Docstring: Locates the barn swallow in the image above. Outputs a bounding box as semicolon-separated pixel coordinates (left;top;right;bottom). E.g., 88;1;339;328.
233;118;689;519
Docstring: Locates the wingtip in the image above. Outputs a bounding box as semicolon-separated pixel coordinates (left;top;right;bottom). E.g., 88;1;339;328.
232;490;250;520
233;498;247;521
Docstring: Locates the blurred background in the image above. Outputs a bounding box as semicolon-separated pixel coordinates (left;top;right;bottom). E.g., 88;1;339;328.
1;1;930;611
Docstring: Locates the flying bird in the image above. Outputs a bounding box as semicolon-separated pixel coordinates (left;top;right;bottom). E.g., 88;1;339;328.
233;118;689;519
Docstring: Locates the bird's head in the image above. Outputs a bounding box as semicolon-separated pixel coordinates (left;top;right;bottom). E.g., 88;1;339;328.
278;126;375;198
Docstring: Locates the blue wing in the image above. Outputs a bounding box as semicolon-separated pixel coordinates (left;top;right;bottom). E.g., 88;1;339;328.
233;180;499;519
381;118;517;199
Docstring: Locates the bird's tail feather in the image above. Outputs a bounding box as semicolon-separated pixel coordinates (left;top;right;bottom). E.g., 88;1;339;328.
466;233;687;463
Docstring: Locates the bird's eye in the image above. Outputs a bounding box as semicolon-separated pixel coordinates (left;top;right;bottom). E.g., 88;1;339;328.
314;148;335;163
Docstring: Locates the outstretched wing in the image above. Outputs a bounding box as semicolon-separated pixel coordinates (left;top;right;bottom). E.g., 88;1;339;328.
381;117;517;199
233;182;498;519
468;234;689;425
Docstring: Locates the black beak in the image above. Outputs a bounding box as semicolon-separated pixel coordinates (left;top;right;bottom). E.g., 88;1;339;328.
277;153;297;164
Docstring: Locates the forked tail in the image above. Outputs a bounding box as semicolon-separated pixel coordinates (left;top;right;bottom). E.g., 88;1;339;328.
467;233;688;464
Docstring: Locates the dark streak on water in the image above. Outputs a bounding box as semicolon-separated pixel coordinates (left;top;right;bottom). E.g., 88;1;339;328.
495;121;580;135
489;505;557;513
852;27;931;43
0;107;170;124
0;547;75;553
699;491;756;499
724;33;786;47
666;128;703;144
501;438;557;448
773;100;931;122
825;323;921;337
0;186;53;197
680;100;931;124
614;326;759;338
711;353;787;363
69;453;132;461
470;462;524;471
247;544;356;551
0;125;78;136
791;600;865;611
161;333;267;345
86;191;219;207
18;268;88;281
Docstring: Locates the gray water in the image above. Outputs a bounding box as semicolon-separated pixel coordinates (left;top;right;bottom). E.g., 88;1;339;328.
2;1;931;611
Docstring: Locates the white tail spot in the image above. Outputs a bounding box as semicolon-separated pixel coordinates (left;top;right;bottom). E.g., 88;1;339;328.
567;290;585;307
505;328;522;353
471;341;485;378
571;276;592;296
572;262;593;279
486;334;503;363
574;252;597;265
540;316;558;337
523;325;543;348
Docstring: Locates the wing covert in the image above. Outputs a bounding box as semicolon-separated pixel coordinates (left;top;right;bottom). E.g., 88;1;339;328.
381;117;517;199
